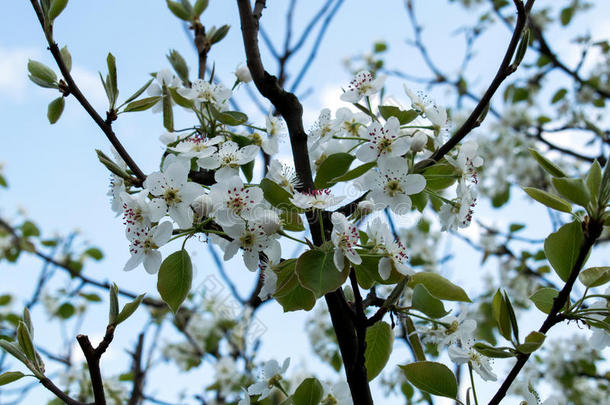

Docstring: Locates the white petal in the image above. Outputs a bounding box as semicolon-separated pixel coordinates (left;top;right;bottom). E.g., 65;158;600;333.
378;257;392;280
152;221;173;246
144;172;167;195
124;252;144;271
404;174;426;195
169;205;193;229
333;248;345;271
143;250;162;274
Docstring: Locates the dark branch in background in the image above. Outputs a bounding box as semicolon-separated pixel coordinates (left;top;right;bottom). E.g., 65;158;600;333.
29;0;146;185
236;1;373;403
488;218;604;405
127;333;145;405
415;0;534;171
39;377;90;405
76;325;116;405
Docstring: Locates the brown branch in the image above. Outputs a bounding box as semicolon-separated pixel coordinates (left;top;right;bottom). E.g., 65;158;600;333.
193;22;210;80
29;0;146;185
76;324;116;405
415;0;533;172
39;377;90;405
236;1;372;402
127;333;145;405
487;218;604;405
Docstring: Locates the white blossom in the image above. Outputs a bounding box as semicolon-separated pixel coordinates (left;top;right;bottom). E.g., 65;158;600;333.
124;222;173;274
290;189;344;210
197;140;259;181
208;176;264;227
439;182;477;231
340;71;385;103
221;221;281;271
356;117;410;162
448;344;497;381
178;79;232;109
247;358;290;400
331;212;361;271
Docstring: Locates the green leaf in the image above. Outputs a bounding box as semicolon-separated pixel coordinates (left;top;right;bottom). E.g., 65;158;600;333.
273;260;316;312
293;377;323;405
491;186;510;208
0;175;7;188
23;308;33;337
59;46;72;72
79;292;102;302
364;321;394;381
314;153;355;189
331;161;376;183
522;187;572;213
47;97;65;124
399;361;458;399
529;288;561;314
408;273;471;302
579;267;610;288
379;106;418;125
169;87;194;108
411;284;449;318
422;164;457;191
551;88;567;104
116;294;146;325
210;106;248;126
560;7;573;26
57;302;75;319
544;221;583;282
48;0;69;21
512;29;529;67
586;160;602;200
280;210;304;232
123;96;160;112
295;250;349;298
21;221;40;238
210;25;230;44
0;371;26;386
516;331;546;354
528;148;567;177
16;322;36;364
509;223;525;233
0;341;30;368
473;342;515;358
552;177;591;207
492;290;512;341
166;0;191;20
28;60;57;86
84;247;103;261
193;0;209;17
260;178;298;211
157;250;193;313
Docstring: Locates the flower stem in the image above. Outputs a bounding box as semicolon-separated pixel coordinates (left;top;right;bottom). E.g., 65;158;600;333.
468;362;480;405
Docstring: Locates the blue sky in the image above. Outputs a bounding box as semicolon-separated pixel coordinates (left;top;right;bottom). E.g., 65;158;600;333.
1;1;610;404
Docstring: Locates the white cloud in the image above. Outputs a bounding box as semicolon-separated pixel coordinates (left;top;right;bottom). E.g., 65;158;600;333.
0;46;41;101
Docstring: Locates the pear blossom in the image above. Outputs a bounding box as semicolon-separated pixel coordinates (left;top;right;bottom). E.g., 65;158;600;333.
124;221;173;274
439;182;477;231
333;107;370;137
168;134;222;160
178;79;232;109
143;162;204;228
265;113;285;137
309;108;336;148
208;176;264;227
404;85;448;133
290;189;344;210
108;175;126;215
266;160;301;193
220;221;281;271
366;218;411;279
419;311;477;350
120;190;155;232
588;287;610;350
245;131;278;155
340;71;385;103
258;264;278;300
197;140;259;181
321;381;353;405
247;358;290;400
147;69;181;113
446;141;484;184
409;131;428;152
404;85;430;114
448;344;497;381
356;117;410;162
361;157;426;215
331;212;361;271
191;194;214;221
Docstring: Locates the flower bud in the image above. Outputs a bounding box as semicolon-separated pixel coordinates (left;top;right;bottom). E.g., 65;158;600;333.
191;194;214;219
259;210;281;235
235;64;252;83
357;200;375;215
410;132;428;152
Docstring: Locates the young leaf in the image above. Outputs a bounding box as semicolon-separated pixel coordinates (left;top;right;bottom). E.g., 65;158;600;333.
48;0;69;21
379;106;418;125
330;161;376;183
47;97;65;124
473;342;515;358
106;53;118;106
121;78;154;106
0;371;26;386
167;49;189;85
522;187;572;213
411;284;449;318
295;249;349;298
192;0;209;17
364;321;394;381
166;0;191;20
259;178;298;211
516;331;546;354
399;361;458;399
84;247;104;261
157;250;193;313
16;322;36;364
586;160;602;200
422;164;457;191
210;25;230;44
528;148;567;177
544;221;583;282
109;283;119;325
123;96;161;112
492;290;512;341
293;378;324;405
529;288;561;314
551;177;591;207
116;294;146;325
59;46;72;72
28;60;57;86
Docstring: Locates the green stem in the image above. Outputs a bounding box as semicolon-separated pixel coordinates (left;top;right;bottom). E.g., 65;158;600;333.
406;312;452;328
318;210;326;243
278;231;308;245
404;316;427;361
468;362;480;405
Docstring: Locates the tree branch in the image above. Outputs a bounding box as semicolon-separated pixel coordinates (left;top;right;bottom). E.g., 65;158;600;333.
76;324;116;405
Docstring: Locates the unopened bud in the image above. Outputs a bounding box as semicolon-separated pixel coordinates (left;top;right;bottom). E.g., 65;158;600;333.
235;64;252;83
357;200;375;215
260;210;281;235
191;194;214;219
410;132;428;152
